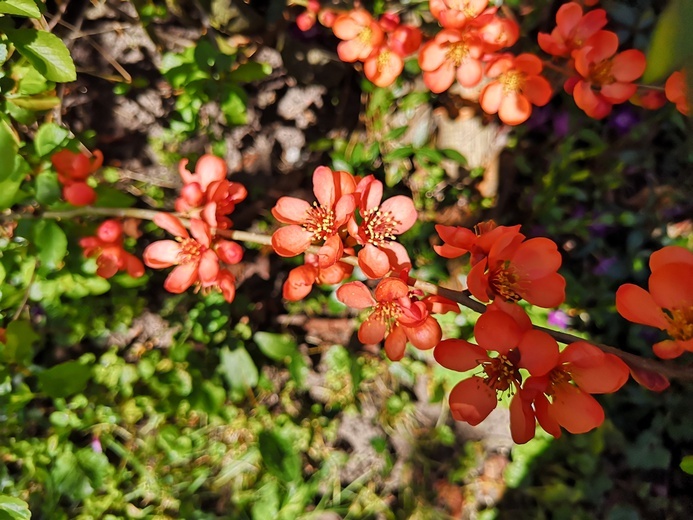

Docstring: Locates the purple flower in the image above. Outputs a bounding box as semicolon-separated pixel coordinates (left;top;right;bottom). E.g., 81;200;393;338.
91;437;103;453
547;310;571;330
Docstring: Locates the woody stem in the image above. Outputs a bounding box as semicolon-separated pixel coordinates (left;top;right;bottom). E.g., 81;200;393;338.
6;205;692;382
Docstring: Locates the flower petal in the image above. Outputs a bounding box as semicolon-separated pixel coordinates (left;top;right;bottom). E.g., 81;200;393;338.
434;339;487;372
615;283;668;329
449;377;497;426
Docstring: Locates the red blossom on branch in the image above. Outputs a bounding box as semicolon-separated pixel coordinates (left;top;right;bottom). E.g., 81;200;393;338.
616;246;693;359
51;149;103;206
80;219;144;279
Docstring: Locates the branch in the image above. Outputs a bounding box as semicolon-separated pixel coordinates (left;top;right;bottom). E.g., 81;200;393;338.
6;205;693;382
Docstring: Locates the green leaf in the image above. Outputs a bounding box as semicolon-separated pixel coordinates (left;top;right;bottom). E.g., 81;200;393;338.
34;122;69;157
219;346;258;391
220;84;247;125
254;332;297;362
6;28;76;82
0;0;41;18
0;153;29;210
228;61;272;83
8;93;60;111
441;148;468;165
258;430;301;483
644;0;693;82
93;185;136;207
33;220;67;270
0;116;18;181
251;481;280;520
0;495;31;520
37;360;92;398
1;320;39;366
681;455;693;474
383;145;414;162
35;171;61;205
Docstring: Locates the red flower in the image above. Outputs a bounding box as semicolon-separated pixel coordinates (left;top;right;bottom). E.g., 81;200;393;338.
523;341;629;437
271;166;356;268
434;220;523;265
283;252;353;301
467;234;565;308
337;278;443;361
51;149;103;206
616;246;693;359
480;53;552;125
333;9;385;62
665;70;690;116
363;46;404;88
419;29;485;94
537;2;608;57
429;0;489;29
80;219;144;279
434;302;559;443
565;31;646;119
143;214;220;294
348;175;416;279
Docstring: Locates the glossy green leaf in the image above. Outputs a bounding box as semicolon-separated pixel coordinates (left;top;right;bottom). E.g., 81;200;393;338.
228;61;272;83
680;455;693;475
0;495;31;520
1;320;39;366
0;116;18;182
644;0;693;82
35;172;61;205
33;220;68;270
34;122;69;157
253;332;297;362
0;153;29;210
6;28;76;82
37;360;92;398
0;0;41;18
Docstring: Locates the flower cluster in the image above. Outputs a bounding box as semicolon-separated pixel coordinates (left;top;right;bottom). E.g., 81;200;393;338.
337;275;456;361
175;154;248;230
142;155;246;303
51;149;103;206
79;219;144;279
332;9;422;88
616;246;693;359
436;221;566;308
271;166;417;289
435;301;629;443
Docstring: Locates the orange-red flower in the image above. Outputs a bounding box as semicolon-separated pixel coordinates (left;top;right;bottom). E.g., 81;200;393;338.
565;31;646;119
480;53;552;125
523;341;629;437
272;166;356;268
337;277;443;361
419;29;485;94
471;10;519;52
348;175;416;279
665;70;690;116
283;252;353;301
143;214;220;294
467;234;565;308
80;219;144;279
333;9;385;62
364;46;404;88
434;302;559;443
52;149;103;206
616;246;693;359
537;2;608;57
435;221;523;265
429;0;489;29
175;155;247;230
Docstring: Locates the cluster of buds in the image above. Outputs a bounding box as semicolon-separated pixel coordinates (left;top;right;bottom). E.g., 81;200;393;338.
271;165;417;292
435;300;629;444
51;149;103;206
143;155;246;303
80;219;144;279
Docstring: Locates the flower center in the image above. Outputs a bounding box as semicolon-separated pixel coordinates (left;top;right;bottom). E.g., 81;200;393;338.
377;49;392;72
544;367;572;397
304;203;337;241
482;351;521;393
372;301;403;331
666;306;693;342
490;263;522;302
359;26;373;44
500;70;525;93
362;207;399;246
590;60;614;86
178;238;203;264
445;42;469;67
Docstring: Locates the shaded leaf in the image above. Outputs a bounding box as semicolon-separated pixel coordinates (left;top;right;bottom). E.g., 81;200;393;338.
33;220;67;270
37;360;92;399
6;28;76;82
253;331;297;361
258;430;301;483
